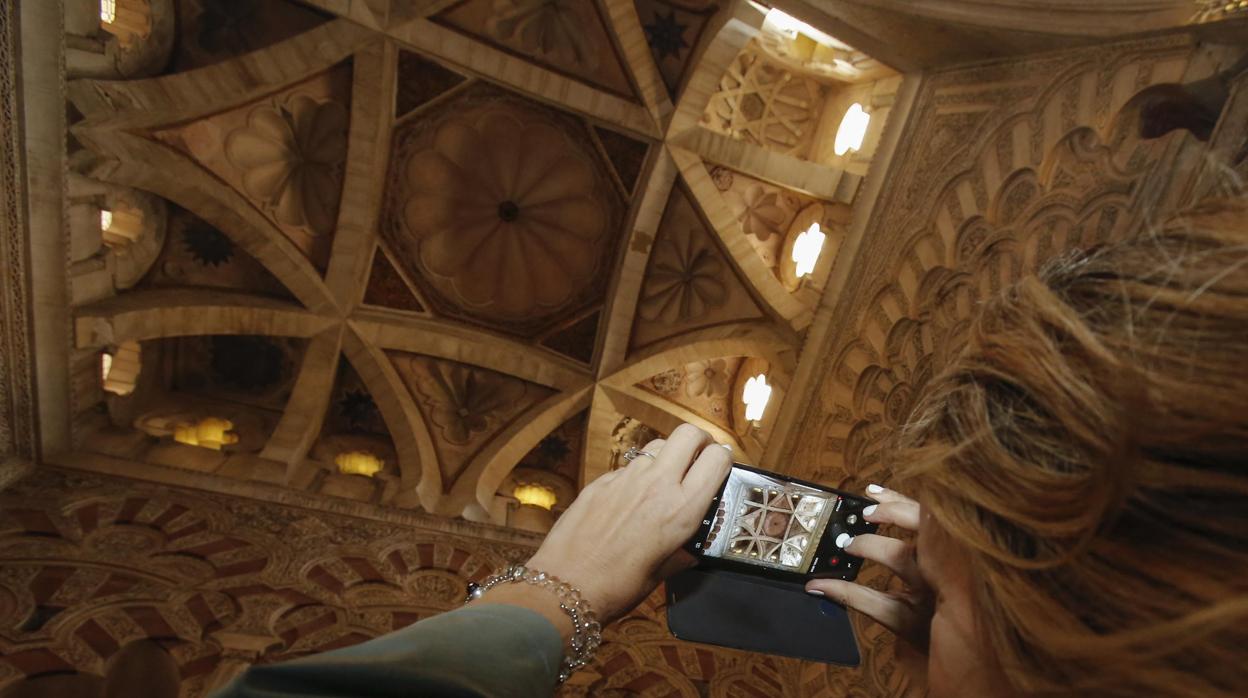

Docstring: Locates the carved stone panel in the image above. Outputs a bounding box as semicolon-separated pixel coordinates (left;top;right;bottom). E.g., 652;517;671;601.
631;185;766;349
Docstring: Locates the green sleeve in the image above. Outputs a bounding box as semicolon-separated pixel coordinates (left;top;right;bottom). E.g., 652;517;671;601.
213;604;564;698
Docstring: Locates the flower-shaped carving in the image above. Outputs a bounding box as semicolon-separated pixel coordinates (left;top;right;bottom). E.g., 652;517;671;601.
414;363;526;445
489;0;599;71
402;109;607;319
684;359;729;398
639;229;727;324
225;95;348;236
728;184;796;241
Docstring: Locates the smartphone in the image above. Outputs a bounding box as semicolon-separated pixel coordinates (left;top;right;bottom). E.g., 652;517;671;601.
685;462;878;584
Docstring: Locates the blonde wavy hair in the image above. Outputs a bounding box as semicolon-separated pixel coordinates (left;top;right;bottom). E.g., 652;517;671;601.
896;199;1248;697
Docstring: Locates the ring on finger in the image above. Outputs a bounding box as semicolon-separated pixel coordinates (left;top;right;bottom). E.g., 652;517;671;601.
623;447;657;464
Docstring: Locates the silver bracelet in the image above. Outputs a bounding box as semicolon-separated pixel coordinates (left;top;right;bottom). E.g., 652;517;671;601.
464;564;602;684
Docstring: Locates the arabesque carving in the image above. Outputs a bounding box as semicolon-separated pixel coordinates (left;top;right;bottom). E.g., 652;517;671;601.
0;468;804;697
783;36;1243;698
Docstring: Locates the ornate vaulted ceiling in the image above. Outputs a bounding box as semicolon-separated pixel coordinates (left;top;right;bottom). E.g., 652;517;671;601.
59;0;906;526
4;0;1247;696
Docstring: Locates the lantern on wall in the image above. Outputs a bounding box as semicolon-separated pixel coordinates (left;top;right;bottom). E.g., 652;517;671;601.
335;451;384;477
174;417;239;450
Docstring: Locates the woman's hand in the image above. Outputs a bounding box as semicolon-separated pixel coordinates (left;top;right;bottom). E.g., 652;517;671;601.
805;486;933;682
525;424;732;624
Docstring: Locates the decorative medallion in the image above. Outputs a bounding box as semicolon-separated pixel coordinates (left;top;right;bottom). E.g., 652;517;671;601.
631;186;762;349
384;85;624;336
154;66;352;271
224;95;348;238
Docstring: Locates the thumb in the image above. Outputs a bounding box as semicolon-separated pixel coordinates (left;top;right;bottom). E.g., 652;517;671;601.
654;548;698;582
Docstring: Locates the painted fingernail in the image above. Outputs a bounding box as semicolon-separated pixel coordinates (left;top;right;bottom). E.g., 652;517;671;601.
806;588;825;597
836;532;854;549
862;504;878;517
867;483;885;494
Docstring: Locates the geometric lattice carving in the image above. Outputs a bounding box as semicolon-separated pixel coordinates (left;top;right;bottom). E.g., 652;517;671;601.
704;42;825;158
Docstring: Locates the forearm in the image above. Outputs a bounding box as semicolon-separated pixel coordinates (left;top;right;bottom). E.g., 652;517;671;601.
467;584;574;643
213;604;564;698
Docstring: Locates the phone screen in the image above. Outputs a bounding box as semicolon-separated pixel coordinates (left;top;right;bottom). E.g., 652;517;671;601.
687;463;877;583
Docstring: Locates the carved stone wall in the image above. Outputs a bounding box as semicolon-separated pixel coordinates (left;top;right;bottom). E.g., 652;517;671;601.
0;0;36;465
0;468;798;697
783;34;1246;698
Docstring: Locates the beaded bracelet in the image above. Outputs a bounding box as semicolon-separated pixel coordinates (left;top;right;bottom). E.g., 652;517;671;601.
464;564;602;684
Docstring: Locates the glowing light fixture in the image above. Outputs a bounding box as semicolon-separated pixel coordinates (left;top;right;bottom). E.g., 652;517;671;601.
100;352;114;384
336;451;384;477
835;103;870;157
742;374;772;423
514;483;558;511
100;209;114;231
792;222;826;278
100;0;117;23
174;417;238;451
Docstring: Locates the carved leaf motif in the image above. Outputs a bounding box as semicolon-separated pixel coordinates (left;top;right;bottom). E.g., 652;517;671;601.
413;363;527;445
487;0;599;71
639;224;727;324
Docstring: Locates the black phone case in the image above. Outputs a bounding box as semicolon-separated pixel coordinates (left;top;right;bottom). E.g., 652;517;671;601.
665;568;861;666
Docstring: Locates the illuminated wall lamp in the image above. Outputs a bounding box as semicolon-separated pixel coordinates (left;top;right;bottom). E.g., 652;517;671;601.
336;451;384;477
100;209;114;231
742;373;772;423
792;222;826;278
174;417;238;451
834;103;870;157
514;483;557;511
100;0;117;23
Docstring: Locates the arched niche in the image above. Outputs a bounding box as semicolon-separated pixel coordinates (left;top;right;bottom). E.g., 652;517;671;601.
67;176;167;296
65;0;175;79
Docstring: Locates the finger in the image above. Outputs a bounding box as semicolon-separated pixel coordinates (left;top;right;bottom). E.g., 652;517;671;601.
681;441;732;507
586;468;624;492
841;533;922;588
805;579;920;640
652;424;713;482
640;438;666;454
865;484;918;508
622;438;665;470
863;500;921;532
